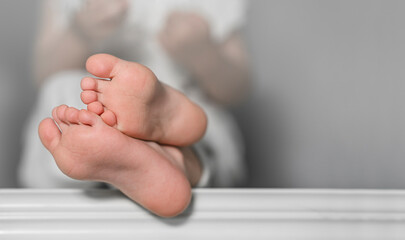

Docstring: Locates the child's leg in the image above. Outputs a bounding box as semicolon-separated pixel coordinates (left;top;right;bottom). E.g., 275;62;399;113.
80;54;207;146
39;105;199;217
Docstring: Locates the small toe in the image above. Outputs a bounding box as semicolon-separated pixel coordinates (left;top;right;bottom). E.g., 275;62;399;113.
78;109;98;126
52;105;68;131
100;109;117;127
87;101;104;115
81;77;97;91
81;90;98;104
65;107;80;124
56;105;69;124
38;118;61;152
81;76;110;93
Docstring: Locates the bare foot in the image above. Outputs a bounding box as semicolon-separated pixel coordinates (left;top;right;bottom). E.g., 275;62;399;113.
38;105;193;217
80;53;207;146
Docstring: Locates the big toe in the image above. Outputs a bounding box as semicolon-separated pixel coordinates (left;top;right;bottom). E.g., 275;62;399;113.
38;118;61;152
86;53;120;78
86;54;151;85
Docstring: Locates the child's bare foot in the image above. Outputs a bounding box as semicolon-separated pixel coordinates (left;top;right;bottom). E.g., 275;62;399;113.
80;54;207;146
38;105;193;217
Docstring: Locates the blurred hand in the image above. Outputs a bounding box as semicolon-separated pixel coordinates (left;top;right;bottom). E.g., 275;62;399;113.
73;0;129;43
159;12;213;65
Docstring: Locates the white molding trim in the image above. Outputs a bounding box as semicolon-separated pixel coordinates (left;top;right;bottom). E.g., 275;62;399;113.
2;189;405;239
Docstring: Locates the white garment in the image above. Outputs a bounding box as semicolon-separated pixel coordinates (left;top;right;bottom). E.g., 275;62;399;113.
19;0;247;187
58;0;247;91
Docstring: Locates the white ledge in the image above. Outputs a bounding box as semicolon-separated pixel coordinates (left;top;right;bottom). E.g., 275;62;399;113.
2;189;405;239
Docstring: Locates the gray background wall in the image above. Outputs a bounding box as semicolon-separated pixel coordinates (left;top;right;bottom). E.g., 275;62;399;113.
241;0;405;188
0;0;37;187
1;0;405;188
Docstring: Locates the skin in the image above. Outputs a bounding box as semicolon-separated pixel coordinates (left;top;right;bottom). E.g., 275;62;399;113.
34;1;250;215
39;105;201;217
38;54;207;217
80;54;207;146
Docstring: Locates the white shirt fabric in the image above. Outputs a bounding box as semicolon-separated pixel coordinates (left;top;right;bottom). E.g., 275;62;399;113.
19;0;247;187
58;0;247;90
